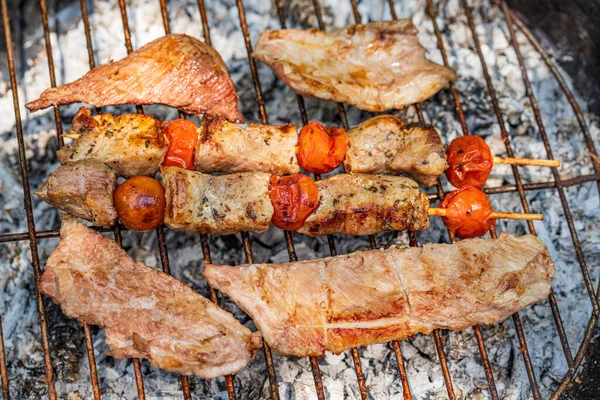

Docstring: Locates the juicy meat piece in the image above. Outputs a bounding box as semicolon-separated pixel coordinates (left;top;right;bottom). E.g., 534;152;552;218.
344;115;448;187
26;34;244;122
297;174;429;236
35;160;117;227
252;20;456;112
40;215;262;378
161;166;273;235
57;107;168;178
194;117;300;175
204;234;554;357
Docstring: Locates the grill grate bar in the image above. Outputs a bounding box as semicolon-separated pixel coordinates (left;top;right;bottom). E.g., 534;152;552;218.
0;318;9;400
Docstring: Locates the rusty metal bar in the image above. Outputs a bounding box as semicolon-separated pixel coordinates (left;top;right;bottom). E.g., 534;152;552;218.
0;318;9;400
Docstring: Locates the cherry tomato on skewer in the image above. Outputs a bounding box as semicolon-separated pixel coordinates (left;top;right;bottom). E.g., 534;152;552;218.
162;119;199;170
114;176;166;231
439;185;496;239
296;121;348;174
268;174;319;230
445;135;493;189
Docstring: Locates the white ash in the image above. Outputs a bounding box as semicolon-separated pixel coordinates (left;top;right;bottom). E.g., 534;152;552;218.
0;0;598;398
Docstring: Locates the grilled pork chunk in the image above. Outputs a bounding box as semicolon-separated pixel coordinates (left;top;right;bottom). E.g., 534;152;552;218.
344;115;448;187
194;117;300;175
35;160;117;227
26;35;244;122
252;20;456;112
40;215;262;378
57;107;168;178
162;167;273;235
204;234;554;357
297;174;429;236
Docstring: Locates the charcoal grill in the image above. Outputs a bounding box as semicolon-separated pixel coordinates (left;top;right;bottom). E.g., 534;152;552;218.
0;0;598;398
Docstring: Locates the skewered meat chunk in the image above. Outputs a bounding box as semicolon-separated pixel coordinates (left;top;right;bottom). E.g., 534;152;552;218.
40;215;262;377
297;174;429;236
194;117;300;175
252;20;456;112
35;159;117;227
57;107;168;178
26;34;244;122
343;115;448;187
162;166;273;235
204;233;554;357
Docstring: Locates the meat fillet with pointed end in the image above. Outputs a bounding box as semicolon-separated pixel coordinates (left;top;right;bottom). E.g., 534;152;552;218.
26;34;244;122
252;20;457;112
297;174;429;236
204;234;554;357
344;115;448;187
35;160;117;227
194;117;300;175
161;166;273;235
39;215;262;377
57;107;168;178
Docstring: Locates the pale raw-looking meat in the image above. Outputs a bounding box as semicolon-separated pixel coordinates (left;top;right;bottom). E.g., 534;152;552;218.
26;35;244;122
35;159;117;227
204;234;554;357
57;107;168;178
194;117;300;175
39;215;262;377
344;115;449;187
161;166;273;235
252;20;457;112
297;173;430;236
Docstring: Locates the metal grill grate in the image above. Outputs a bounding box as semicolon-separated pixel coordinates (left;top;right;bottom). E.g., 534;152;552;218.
0;0;598;399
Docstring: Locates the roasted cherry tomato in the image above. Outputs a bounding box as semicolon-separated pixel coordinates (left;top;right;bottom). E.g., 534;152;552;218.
268;174;319;230
114;176;166;231
445;135;493;189
296;121;348;174
162;119;199;170
439;185;496;239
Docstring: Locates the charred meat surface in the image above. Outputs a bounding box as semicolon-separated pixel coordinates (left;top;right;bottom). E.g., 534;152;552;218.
297;173;430;236
39;215;262;378
204;234;554;357
35;160;117;227
161;166;274;235
252;20;456;112
194;117;300;175
26;34;244;122
344;115;448;187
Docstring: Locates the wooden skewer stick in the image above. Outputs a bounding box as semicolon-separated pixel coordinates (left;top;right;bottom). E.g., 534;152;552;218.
428;208;543;221
61;133;81;140
492;156;560;167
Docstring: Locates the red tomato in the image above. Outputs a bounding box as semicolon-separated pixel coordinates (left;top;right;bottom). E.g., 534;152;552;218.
268;174;319;230
114;176;166;231
439;185;496;239
296;121;348;174
445;135;493;189
162;119;199;170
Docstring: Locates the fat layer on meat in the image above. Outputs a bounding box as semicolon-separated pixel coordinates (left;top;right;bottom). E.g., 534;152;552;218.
252;20;457;112
194;117;300;175
26;34;244;122
35;159;117;227
57;107;168;178
204;234;554;357
162;166;274;235
39;215;262;377
344;115;449;187
297;173;430;236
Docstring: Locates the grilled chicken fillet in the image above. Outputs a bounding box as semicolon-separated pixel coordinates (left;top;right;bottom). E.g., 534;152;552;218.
204;234;554;357
26;34;244;122
344;115;448;187
40;215;262;377
252;20;457;112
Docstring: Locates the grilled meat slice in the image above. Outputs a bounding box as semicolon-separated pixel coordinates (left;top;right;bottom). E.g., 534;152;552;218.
204;234;554;357
35;160;117;227
40;215;262;378
26;34;244;122
194;117;300;175
344;115;448;187
297;174;429;236
252;20;456;112
162;167;273;235
57;107;168;178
